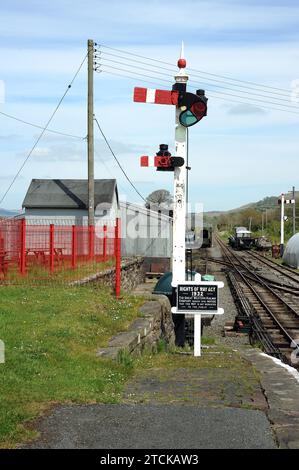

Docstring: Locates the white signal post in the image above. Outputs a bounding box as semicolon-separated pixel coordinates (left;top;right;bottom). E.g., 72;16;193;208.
280;193;285;256
279;194;295;256
134;44;223;357
172;43;188;287
171;45;204;357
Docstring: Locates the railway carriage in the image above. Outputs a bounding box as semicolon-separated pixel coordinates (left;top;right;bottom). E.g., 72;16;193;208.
201;225;212;248
229;226;253;250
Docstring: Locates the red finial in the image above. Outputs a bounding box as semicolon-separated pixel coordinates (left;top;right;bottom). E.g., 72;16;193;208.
177;41;186;69
178;58;186;69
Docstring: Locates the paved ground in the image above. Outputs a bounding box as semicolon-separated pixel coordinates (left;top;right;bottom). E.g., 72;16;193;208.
23;345;277;449
21;244;299;449
23;403;275;449
123;362;267;409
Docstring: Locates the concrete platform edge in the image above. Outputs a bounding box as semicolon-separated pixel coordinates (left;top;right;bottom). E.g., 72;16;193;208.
239;348;299;449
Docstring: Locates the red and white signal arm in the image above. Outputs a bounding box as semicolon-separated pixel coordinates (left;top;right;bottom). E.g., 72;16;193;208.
134;87;179;105
140;156;157;167
140;155;173;167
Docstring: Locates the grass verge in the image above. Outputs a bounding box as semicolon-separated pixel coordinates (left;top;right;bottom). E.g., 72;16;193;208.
1;259;115;285
0;284;143;448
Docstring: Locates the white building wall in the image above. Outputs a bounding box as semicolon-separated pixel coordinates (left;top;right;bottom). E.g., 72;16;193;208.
120;202;172;258
23;198;172;258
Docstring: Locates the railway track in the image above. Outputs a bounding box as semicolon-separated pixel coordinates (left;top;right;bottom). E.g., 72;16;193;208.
245;249;299;286
215;235;299;365
205;254;299;296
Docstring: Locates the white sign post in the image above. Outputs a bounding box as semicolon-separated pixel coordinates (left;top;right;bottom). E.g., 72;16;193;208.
172;273;224;356
194;316;202;357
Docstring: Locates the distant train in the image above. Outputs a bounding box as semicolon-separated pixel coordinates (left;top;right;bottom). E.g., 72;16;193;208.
229;227;254;250
201;225;213;248
185;224;213;250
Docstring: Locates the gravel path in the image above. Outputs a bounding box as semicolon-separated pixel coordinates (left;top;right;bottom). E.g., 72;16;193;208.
195;245;250;346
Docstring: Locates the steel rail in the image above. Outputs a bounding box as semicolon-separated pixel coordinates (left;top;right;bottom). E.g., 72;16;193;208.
227;271;281;357
216;236;299;350
218;236;299;318
245;250;299;285
205;256;299;295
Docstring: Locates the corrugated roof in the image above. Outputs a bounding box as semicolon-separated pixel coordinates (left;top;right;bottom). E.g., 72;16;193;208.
22;179;118;209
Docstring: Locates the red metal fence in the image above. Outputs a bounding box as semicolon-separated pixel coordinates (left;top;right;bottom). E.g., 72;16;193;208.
0;218;121;295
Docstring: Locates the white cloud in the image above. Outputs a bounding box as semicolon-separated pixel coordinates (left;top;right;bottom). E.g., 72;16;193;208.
1;1;299;43
227;104;266;115
1;0;299;210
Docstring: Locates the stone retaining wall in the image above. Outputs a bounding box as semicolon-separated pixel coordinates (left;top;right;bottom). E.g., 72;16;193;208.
71;258;145;292
97;293;175;360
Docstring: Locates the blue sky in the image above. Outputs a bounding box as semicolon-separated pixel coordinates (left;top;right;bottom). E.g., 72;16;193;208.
0;0;299;211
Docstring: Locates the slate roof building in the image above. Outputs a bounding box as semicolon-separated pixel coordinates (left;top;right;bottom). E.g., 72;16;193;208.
22;179;119;225
22;179;173;259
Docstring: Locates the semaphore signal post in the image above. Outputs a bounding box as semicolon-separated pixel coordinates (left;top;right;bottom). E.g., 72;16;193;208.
172;44;188;290
134;43;223;356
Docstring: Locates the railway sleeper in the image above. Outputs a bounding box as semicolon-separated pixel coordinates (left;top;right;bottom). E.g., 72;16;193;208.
259;322;276;329
268;338;290;348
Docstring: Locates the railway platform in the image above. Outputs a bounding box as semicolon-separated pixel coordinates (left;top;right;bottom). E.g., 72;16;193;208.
22;252;299;449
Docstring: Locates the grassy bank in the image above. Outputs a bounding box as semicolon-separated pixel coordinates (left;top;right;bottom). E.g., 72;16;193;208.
0;284;143;448
1;259;115;285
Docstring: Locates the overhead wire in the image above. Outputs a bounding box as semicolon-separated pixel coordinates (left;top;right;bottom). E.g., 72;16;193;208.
0;110;85;140
95;44;299;113
96;66;299;116
0;52;88;205
97;51;292;100
94;115;146;203
95;60;299;112
98;43;292;95
96;68;170;89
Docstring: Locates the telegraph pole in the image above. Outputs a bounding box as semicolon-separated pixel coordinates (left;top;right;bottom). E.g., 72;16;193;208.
87;39;95;226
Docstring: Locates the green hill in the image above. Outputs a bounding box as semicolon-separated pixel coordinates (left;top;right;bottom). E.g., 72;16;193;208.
0;208;20;218
205;196;278;217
